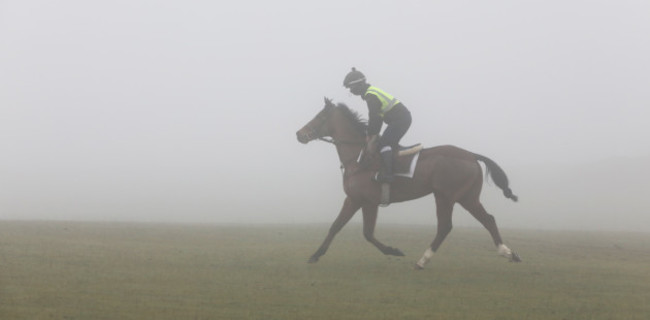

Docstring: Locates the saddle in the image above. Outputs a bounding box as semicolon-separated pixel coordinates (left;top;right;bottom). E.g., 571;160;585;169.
396;143;423;157
362;143;423;176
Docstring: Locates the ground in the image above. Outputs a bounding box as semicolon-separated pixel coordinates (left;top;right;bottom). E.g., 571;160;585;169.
1;222;649;319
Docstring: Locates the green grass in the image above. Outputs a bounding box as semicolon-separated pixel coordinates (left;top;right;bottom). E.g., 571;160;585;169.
1;222;649;319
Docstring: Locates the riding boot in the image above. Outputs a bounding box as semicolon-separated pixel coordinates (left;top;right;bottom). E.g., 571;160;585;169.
376;146;394;183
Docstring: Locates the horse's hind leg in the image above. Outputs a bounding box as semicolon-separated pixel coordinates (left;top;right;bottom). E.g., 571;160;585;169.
362;205;404;256
459;199;521;262
415;195;454;269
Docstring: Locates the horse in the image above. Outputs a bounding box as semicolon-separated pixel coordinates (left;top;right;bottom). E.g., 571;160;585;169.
296;98;521;269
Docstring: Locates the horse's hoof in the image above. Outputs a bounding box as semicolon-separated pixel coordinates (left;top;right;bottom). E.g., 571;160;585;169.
510;252;522;263
414;263;424;270
308;256;319;264
387;247;405;256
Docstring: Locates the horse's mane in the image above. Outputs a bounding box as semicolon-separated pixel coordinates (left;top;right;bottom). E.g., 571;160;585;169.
335;103;367;135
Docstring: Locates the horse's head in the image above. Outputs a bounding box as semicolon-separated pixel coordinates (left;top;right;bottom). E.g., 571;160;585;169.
296;97;336;144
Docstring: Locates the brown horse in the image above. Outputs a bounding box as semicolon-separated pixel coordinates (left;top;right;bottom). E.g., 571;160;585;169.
296;98;521;269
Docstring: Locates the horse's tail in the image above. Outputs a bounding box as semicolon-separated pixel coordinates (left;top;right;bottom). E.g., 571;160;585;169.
473;153;518;202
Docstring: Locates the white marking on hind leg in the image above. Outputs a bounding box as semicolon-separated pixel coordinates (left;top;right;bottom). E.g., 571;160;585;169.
498;244;513;259
416;248;434;269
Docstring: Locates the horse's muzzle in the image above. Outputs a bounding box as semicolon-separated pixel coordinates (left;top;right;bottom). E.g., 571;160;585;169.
296;130;311;144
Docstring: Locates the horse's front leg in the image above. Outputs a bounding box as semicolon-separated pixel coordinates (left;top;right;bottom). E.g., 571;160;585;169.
308;197;362;263
362;205;405;257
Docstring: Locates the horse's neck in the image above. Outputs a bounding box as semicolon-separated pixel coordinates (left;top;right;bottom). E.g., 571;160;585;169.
335;142;363;166
330;110;365;169
332;130;364;169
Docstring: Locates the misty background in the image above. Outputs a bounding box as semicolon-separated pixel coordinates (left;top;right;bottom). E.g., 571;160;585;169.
2;1;649;232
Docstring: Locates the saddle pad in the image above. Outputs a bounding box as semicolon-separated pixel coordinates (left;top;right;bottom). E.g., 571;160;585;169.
394;150;420;179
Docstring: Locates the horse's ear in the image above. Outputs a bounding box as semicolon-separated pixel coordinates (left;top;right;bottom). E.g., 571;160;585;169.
324;97;333;106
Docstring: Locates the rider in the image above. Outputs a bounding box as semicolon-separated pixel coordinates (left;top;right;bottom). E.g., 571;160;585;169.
343;67;412;183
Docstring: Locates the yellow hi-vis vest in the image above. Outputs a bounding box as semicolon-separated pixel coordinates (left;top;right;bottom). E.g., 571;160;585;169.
364;86;400;117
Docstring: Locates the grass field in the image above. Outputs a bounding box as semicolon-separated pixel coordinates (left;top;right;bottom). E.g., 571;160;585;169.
1;221;649;319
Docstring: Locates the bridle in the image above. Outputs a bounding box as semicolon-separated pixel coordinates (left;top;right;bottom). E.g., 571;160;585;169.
302;106;368;173
306;106;365;146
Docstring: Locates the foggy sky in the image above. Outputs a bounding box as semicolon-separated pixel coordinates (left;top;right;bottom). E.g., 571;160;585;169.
2;1;649;231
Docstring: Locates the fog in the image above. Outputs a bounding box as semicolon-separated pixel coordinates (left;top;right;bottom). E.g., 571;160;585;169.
2;1;649;231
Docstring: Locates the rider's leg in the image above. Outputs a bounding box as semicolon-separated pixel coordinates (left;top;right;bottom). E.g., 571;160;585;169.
378;145;394;183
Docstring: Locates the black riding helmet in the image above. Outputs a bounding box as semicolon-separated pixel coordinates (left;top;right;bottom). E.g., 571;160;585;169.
343;67;366;88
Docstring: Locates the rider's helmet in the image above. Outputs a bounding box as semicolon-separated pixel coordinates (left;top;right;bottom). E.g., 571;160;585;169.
343;67;366;88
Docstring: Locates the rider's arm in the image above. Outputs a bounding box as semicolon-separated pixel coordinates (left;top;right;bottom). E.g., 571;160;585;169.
365;94;383;137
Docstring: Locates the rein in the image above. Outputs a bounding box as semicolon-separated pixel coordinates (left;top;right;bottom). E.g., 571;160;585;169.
318;137;365;146
318;137;369;175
